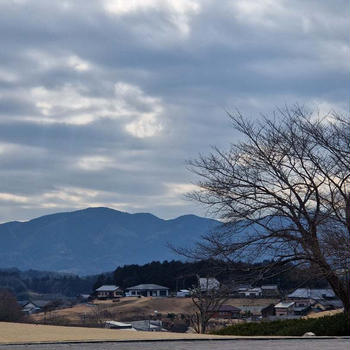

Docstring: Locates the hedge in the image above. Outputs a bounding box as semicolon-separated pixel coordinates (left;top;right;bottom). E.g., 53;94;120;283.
213;313;349;336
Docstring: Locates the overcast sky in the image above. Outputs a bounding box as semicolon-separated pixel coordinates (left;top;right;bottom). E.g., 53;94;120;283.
0;0;348;222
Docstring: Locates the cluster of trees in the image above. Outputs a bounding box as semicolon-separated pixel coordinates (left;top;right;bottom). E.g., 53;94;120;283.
95;259;328;292
0;268;95;298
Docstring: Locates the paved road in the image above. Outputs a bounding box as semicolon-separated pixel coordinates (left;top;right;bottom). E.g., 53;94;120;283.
0;339;348;350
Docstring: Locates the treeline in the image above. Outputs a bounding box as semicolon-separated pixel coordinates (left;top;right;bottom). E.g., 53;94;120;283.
0;268;96;299
93;259;328;292
0;260;329;299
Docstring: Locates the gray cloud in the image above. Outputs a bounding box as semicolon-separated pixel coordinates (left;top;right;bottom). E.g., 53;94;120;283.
0;0;348;222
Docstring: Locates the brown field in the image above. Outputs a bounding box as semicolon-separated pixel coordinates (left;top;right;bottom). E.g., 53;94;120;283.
31;297;278;324
0;322;231;344
304;308;343;319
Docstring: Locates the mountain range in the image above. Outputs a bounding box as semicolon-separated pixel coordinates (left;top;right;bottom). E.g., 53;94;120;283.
0;207;221;275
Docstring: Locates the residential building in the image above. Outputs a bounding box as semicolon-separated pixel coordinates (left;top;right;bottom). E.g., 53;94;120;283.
261;303;275;317
212;304;241;319
95;285;123;299
18;300;51;314
274;301;295;316
239;287;262;298
286;288;340;310
125;284;169;297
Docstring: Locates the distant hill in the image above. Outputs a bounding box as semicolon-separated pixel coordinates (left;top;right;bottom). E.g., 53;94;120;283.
0;207;221;275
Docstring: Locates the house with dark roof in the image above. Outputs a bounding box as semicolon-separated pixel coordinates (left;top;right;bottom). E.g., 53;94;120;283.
212;304;241;319
286;288;340;311
95;285;123;299
18;300;51;314
125;284;169;297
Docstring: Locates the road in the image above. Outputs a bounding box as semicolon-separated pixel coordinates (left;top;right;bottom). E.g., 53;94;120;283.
0;339;348;350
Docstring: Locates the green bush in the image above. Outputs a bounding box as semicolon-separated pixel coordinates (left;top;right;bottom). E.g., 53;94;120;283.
213;313;349;336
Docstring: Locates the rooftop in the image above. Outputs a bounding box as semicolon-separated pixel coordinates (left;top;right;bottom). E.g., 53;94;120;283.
275;301;295;308
95;285;120;292
261;285;278;290
217;305;241;312
287;288;336;300
126;284;169;290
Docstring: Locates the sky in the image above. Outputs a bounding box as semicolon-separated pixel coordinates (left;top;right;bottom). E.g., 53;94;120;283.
0;0;348;223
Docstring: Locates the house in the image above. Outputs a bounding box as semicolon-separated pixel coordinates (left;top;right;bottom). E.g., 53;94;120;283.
125;284;169;297
293;305;311;316
287;288;336;301
212;305;241;319
18;300;51;314
274;301;295;316
239;287;262;298
261;285;280;297
312;299;343;311
95;285;123;299
286;288;340;310
261;303;275;317
199;277;220;292
18;301;40;315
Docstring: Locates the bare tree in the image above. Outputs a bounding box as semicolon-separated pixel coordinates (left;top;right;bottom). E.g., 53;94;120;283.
186;107;350;317
190;276;230;333
0;288;23;322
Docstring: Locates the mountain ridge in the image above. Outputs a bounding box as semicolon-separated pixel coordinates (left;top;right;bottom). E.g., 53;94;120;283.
0;207;221;275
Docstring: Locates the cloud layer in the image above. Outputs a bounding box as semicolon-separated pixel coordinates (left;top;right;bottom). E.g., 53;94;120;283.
0;0;348;222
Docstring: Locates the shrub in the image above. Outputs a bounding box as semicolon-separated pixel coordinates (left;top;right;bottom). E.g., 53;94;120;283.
213;313;349;336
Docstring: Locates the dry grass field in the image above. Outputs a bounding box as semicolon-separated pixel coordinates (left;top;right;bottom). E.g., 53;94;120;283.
304;308;343;319
0;322;230;344
31;297;279;324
